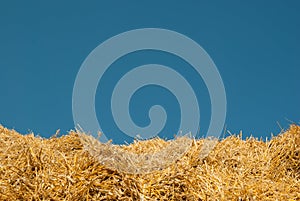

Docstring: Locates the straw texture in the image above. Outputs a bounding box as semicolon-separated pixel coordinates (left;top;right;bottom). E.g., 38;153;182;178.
0;124;299;200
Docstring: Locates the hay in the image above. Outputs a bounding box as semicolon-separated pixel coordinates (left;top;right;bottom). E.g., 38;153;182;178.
0;124;299;200
78;131;193;174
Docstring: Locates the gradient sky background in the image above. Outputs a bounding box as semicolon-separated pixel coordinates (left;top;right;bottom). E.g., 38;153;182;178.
0;1;299;143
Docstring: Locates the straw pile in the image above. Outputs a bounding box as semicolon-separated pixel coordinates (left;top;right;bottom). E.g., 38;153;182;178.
0;124;299;200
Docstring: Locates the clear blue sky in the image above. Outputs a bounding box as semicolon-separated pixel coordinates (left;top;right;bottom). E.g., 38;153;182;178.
0;1;299;142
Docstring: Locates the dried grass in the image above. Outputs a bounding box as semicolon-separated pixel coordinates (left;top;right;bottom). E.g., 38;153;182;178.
0;124;299;200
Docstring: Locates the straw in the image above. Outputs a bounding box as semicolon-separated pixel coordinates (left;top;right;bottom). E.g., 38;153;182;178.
0;124;299;200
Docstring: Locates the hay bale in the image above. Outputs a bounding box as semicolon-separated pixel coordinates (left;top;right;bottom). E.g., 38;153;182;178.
0;124;299;200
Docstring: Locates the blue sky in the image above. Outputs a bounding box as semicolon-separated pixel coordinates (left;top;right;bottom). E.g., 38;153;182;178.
0;1;299;142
